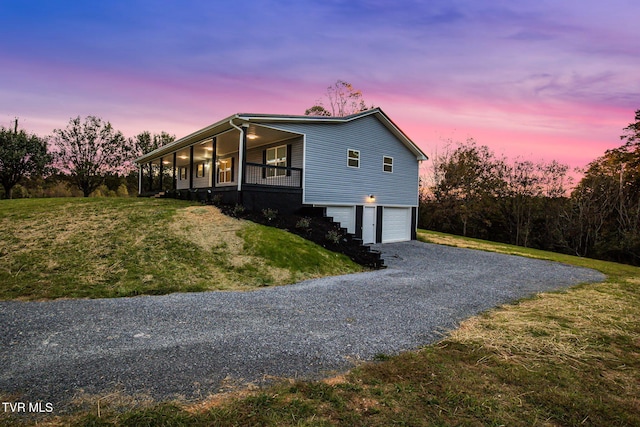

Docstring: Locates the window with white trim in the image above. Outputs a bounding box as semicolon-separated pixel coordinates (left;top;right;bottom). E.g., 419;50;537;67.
266;145;287;177
347;149;360;168
196;163;205;178
383;156;393;173
179;167;187;180
218;158;233;183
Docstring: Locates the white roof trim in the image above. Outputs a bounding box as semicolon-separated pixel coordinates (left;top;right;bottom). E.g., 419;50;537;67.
135;108;427;164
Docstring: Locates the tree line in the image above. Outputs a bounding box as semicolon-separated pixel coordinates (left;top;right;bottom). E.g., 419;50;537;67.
420;109;640;266
0;116;175;199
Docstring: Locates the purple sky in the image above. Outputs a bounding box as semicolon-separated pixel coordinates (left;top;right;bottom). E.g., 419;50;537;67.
1;1;638;173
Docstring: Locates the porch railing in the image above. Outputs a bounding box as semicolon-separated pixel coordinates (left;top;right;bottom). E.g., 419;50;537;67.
244;162;302;188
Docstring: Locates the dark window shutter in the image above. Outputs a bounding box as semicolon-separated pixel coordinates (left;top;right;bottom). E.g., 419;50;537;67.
286;144;292;176
262;150;267;179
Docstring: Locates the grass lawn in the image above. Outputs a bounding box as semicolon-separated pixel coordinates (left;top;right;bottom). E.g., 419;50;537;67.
2;226;639;426
0;197;361;300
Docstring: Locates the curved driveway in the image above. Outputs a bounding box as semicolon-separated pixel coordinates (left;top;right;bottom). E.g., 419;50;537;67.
0;241;604;410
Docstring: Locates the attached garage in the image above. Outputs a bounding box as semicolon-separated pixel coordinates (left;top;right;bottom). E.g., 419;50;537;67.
381;207;412;243
323;205;414;244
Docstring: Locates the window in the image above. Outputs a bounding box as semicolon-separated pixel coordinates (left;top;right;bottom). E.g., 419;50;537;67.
179;167;187;180
218;158;233;183
196;163;205;178
266;145;287;177
347;149;360;168
383;156;393;173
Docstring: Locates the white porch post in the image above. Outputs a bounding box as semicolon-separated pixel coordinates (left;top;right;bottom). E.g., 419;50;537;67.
189;146;194;189
209;137;215;188
237;127;245;192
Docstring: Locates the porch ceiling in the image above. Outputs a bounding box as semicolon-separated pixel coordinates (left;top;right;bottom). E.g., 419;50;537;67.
137;122;302;164
244;124;302;149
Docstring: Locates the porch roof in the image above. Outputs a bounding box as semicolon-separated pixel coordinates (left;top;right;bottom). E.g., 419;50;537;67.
135;108;428;164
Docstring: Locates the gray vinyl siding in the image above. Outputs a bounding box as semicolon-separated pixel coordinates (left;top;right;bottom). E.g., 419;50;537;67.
174;164;210;189
192;161;210;188
176;167;189;190
267;116;419;206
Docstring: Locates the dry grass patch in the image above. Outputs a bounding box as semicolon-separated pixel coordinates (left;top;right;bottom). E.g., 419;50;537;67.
449;286;638;367
418;229;551;260
168;205;245;253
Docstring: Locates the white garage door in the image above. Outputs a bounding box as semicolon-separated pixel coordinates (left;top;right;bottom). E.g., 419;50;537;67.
325;206;355;234
382;207;411;243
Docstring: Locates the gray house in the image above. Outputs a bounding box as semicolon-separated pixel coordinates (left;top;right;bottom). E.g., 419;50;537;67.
135;108;427;244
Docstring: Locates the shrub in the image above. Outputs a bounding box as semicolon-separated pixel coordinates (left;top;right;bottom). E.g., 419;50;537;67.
91;184;109;197
296;217;311;230
41;181;74;198
262;208;278;221
231;204;245;218
325;229;342;244
8;184;29;199
116;184;129;197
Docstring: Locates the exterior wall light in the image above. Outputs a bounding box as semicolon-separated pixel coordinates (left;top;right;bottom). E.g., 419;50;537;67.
367;194;376;203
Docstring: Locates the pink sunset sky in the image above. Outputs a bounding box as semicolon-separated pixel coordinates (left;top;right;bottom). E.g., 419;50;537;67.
1;1;638;175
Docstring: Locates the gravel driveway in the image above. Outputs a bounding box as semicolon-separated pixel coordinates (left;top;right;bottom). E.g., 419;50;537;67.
0;241;605;411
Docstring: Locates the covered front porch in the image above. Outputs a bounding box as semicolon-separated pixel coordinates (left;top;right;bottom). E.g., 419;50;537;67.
136;121;304;213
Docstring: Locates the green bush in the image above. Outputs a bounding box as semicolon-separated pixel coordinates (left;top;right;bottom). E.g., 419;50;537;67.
325;229;342;244
116;184;129;197
231;204;245;218
262;208;278;221
296;217;311;230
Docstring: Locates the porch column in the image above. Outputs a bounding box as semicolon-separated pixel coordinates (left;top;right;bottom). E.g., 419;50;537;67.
138;164;142;195
237;126;247;192
211;137;216;188
172;152;177;190
147;162;153;193
159;157;164;191
189;145;194;189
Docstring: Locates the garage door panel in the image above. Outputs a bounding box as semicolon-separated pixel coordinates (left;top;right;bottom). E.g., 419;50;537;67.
382;207;411;243
326;206;355;234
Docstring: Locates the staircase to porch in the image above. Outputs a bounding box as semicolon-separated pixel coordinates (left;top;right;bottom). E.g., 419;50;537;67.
299;207;386;269
327;221;386;269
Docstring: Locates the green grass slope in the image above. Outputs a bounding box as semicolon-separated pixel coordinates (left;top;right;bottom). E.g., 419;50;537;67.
0;198;361;300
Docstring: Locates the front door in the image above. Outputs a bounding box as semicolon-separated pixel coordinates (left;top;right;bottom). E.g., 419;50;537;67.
362;206;376;244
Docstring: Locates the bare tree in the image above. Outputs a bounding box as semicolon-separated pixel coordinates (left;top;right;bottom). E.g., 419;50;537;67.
305;80;373;117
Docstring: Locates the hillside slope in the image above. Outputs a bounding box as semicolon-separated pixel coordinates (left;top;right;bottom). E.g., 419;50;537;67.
0;198;361;300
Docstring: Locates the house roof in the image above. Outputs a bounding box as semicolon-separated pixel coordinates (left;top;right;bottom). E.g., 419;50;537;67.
135;108;428;164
